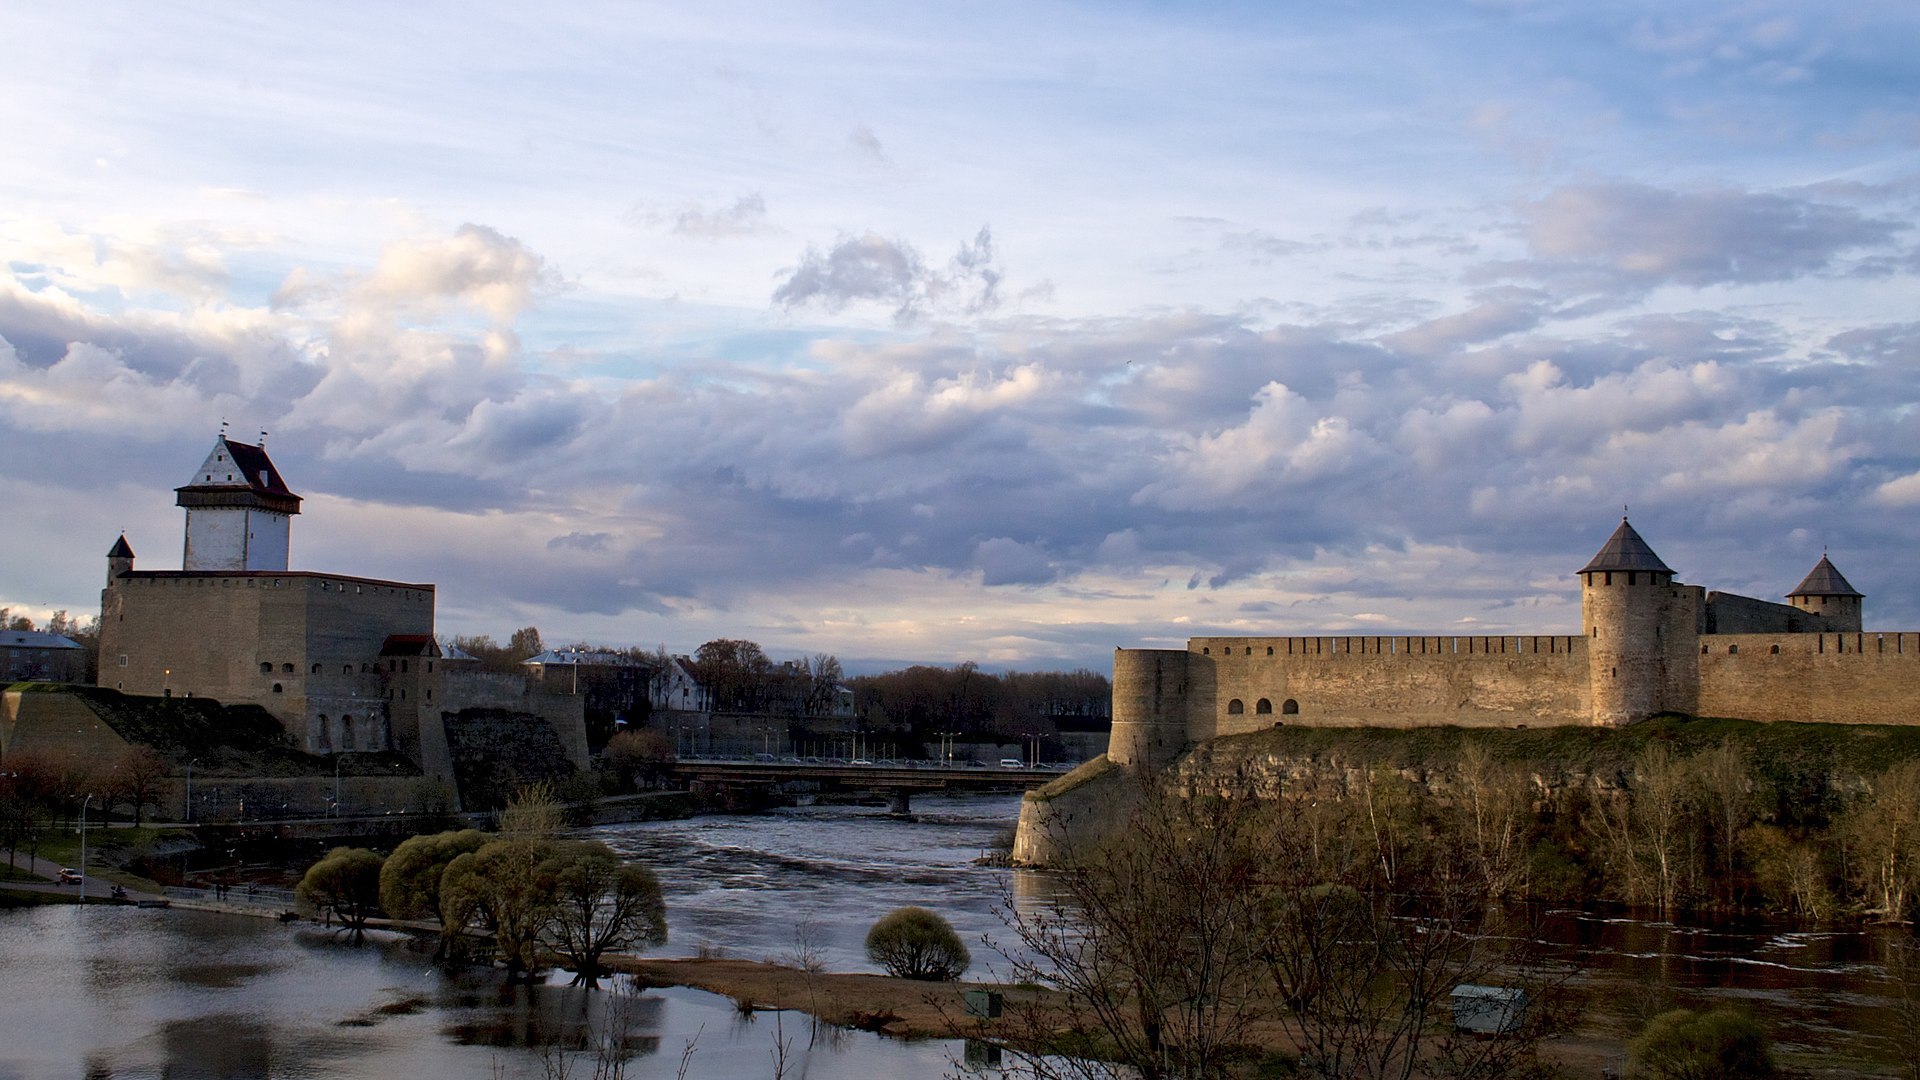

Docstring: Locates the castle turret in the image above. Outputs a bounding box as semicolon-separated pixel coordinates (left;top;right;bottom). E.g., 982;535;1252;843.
1788;554;1863;633
176;434;301;571
1580;517;1679;725
106;534;134;586
1108;648;1197;769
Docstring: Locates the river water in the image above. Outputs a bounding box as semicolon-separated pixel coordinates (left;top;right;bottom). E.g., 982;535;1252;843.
0;793;1910;1077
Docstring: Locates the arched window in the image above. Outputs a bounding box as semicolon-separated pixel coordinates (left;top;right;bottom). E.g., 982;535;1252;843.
271;683;283;693
1701;645;1709;654
1226;699;1245;715
342;715;356;751
1282;699;1299;715
343;664;353;675
282;663;294;673
260;661;272;675
1728;644;1739;655
1770;644;1780;655
1266;646;1274;655
1255;698;1273;715
311;663;322;674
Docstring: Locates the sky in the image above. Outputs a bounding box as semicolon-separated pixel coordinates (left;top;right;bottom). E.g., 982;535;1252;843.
3;1;1918;674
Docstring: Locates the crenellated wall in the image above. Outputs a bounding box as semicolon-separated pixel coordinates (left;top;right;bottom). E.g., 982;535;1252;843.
1697;632;1920;725
1180;634;1592;734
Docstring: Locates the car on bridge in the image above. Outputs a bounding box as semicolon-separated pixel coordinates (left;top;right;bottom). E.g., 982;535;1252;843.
57;868;82;885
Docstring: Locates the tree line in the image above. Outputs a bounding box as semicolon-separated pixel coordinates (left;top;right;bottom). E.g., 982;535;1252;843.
1204;727;1920;923
0;746;172;868
296;785;665;985
847;662;1111;734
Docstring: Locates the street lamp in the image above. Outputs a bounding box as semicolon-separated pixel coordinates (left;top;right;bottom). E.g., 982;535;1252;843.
78;793;95;904
185;759;197;824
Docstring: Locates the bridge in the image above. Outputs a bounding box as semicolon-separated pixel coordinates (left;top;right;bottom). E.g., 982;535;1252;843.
665;757;1070;813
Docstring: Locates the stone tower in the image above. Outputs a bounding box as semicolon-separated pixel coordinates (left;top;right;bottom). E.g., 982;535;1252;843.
1107;648;1197;769
176;434;302;571
106;534;134;586
1788;554;1863;633
1579;518;1676;726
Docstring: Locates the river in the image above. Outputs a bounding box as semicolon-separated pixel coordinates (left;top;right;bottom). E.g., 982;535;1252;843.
0;793;1910;1077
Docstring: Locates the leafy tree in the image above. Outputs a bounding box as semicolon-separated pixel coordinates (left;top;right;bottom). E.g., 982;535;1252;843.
539;841;667;986
296;847;386;933
694;638;773;712
1627;1007;1775;1079
379;829;490;951
865;906;969;981
507;626;545;663
443;838;555;981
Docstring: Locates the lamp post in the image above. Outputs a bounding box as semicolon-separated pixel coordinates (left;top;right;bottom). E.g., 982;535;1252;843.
78;793;94;904
333;754;343;817
185;759;197;824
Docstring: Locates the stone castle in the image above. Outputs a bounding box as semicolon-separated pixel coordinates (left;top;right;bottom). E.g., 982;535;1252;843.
1015;518;1918;864
94;433;588;794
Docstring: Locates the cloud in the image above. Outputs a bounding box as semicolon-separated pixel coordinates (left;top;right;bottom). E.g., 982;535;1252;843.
848;123;889;164
628;193;774;239
974;537;1055;586
547;531;613;552
1510;181;1900;291
772;227;1001;321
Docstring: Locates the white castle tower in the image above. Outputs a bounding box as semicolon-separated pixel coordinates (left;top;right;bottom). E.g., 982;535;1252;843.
175;432;302;571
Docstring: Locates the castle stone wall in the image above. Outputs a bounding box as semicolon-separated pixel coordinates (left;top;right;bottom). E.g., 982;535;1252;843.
1697;632;1920;725
1110;649;1198;768
99;571;433;747
1187;635;1592;731
1705;591;1823;634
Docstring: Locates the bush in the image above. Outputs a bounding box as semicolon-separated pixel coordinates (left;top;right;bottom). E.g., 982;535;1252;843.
865;906;969;980
1627;1007;1776;1079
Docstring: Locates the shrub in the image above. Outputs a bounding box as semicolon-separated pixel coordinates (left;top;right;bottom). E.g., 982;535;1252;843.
865;906;969;980
1627;1007;1776;1079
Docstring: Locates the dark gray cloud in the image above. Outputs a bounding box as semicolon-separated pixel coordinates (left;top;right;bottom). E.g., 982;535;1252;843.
772;227;1000;322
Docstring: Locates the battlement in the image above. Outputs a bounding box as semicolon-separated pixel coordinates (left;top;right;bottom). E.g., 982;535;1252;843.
1190;634;1586;658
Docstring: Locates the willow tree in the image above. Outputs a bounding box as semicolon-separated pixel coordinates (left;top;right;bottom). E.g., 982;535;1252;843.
539;840;667;986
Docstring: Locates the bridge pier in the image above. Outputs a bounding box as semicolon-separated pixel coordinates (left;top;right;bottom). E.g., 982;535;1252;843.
886;789;912;816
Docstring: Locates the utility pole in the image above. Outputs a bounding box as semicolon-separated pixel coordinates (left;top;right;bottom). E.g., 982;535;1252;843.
78;794;94;904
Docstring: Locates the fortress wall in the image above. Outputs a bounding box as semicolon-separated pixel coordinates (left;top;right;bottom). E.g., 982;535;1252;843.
1697;632;1920;725
1705;592;1823;634
1187;635;1591;732
1660;586;1704;716
101;573;433;744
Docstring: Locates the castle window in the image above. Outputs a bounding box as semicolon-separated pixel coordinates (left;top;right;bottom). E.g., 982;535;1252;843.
1701;645;1708;654
1245;647;1252;656
399;689;406;700
1255;698;1272;715
1604;572;1612;586
1226;699;1245;715
1728;645;1738;656
1282;699;1299;715
426;689;431;701
311;663;321;674
271;683;283;693
282;663;294;673
118;655;127;667
427;662;434;673
260;662;272;675
401;660;409;673
1202;647;1210;655
1266;646;1274;655
1771;645;1780;655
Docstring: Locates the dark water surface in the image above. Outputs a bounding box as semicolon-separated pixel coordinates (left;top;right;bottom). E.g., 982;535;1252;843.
0;793;1910;1077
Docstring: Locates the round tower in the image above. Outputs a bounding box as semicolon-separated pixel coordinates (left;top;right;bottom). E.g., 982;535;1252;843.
1579;517;1675;726
1787;554;1863;633
1108;648;1194;769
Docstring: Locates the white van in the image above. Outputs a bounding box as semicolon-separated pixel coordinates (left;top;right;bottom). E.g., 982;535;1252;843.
999;758;1025;769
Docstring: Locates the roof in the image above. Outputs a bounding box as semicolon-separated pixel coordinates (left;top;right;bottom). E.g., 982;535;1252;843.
524;649;646;668
1577;518;1674;575
1788;554;1862;598
380;634;442;657
175;436;302;514
107;535;134;559
1;630;82;651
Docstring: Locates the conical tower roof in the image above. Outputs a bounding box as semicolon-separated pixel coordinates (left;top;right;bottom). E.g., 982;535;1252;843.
1788;554;1862;599
1577;518;1673;575
107;534;134;559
